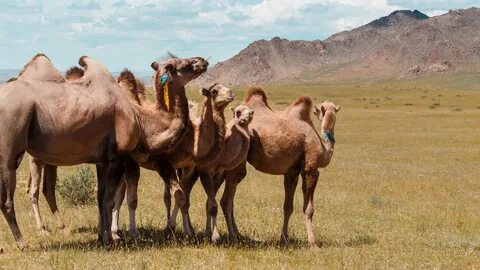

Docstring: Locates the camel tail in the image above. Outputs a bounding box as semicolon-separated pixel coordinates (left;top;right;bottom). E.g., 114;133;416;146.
244;87;271;109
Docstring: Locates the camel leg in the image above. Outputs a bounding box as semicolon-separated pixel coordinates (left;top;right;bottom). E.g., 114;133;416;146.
43;164;65;230
1;166;27;250
156;163;178;230
28;158;46;232
199;171;220;243
111;179;126;241
96;164;108;242
220;163;246;241
281;170;299;245
102;161;125;245
174;168;197;237
124;162;140;241
302;170;319;249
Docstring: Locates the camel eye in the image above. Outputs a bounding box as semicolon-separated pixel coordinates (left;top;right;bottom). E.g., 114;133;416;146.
211;90;218;96
236;111;241;117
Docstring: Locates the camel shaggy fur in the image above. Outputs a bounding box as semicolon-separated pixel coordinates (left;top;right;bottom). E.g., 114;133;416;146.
219;88;340;248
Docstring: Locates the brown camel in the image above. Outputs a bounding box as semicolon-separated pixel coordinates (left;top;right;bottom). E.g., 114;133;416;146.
112;82;234;242
0;54;208;248
218;88;340;248
24;68;148;235
188;104;254;236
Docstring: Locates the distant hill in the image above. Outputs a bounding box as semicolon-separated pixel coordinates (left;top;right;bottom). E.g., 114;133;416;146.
201;8;480;85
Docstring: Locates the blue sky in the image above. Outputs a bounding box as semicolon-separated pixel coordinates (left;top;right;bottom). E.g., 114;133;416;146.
0;0;478;71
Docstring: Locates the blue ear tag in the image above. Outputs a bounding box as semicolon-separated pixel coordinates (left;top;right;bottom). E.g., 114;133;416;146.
160;73;168;85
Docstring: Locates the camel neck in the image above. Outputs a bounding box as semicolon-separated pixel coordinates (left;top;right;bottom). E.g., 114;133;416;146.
194;100;226;166
320;128;335;168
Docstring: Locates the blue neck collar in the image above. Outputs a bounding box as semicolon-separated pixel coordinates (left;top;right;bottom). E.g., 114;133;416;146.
322;130;335;144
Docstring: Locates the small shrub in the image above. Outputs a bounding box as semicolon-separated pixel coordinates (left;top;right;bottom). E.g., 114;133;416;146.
58;166;96;206
451;108;463;112
404;103;413;106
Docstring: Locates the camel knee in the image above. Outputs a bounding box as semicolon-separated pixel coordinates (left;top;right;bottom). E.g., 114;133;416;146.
207;200;218;216
304;203;314;218
3;199;14;214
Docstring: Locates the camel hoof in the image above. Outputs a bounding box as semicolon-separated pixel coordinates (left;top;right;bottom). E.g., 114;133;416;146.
17;241;29;251
129;229;140;242
164;226;176;240
280;235;289;247
38;229;51;236
112;231;122;242
211;231;221;244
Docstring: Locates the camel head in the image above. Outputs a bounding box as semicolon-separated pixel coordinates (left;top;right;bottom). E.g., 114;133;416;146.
313;101;341;132
151;56;209;88
200;83;235;110
230;105;254;127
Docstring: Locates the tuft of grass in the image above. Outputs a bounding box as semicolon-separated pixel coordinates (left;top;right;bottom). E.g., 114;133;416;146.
57;166;96;207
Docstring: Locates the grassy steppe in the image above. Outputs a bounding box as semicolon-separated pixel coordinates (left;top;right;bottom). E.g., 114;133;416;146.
1;74;480;269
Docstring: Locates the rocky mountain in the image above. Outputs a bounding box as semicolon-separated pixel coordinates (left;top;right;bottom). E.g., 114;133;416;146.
201;8;480;85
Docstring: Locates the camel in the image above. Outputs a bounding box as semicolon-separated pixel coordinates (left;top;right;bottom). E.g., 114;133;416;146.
181;104;254;237
111;82;234;242
24;68;148;235
0;53;208;248
217;88;340;249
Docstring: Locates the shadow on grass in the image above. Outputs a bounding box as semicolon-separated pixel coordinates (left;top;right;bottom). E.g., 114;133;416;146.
33;225;377;252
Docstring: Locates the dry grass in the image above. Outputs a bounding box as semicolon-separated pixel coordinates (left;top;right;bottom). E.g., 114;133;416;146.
1;74;480;269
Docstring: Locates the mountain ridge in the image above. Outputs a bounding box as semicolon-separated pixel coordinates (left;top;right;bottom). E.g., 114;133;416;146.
201;7;480;85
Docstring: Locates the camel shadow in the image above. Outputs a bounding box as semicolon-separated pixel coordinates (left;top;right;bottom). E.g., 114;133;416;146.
34;226;377;251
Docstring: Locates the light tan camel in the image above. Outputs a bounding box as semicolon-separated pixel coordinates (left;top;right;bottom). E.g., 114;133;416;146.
24;68;149;235
218;88;340;249
0;54;208;249
111;83;234;242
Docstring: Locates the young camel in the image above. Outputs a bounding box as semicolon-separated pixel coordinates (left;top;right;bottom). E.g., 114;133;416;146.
219;88;340;249
24;68;148;235
182;104;254;237
112;83;234;242
0;54;208;248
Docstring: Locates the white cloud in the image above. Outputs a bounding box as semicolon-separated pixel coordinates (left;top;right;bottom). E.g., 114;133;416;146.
424;9;447;17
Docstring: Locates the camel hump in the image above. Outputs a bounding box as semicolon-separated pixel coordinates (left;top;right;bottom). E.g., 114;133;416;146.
285;96;314;124
77;56;115;83
244;87;271;109
17;53;65;83
65;66;84;81
117;69;146;105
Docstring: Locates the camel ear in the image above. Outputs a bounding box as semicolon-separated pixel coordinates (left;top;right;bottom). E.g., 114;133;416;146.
313;106;320;116
335;105;341;112
151;62;159;71
320;105;326;116
200;88;209;97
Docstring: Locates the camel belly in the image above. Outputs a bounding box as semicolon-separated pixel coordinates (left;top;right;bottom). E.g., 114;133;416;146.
247;135;303;175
